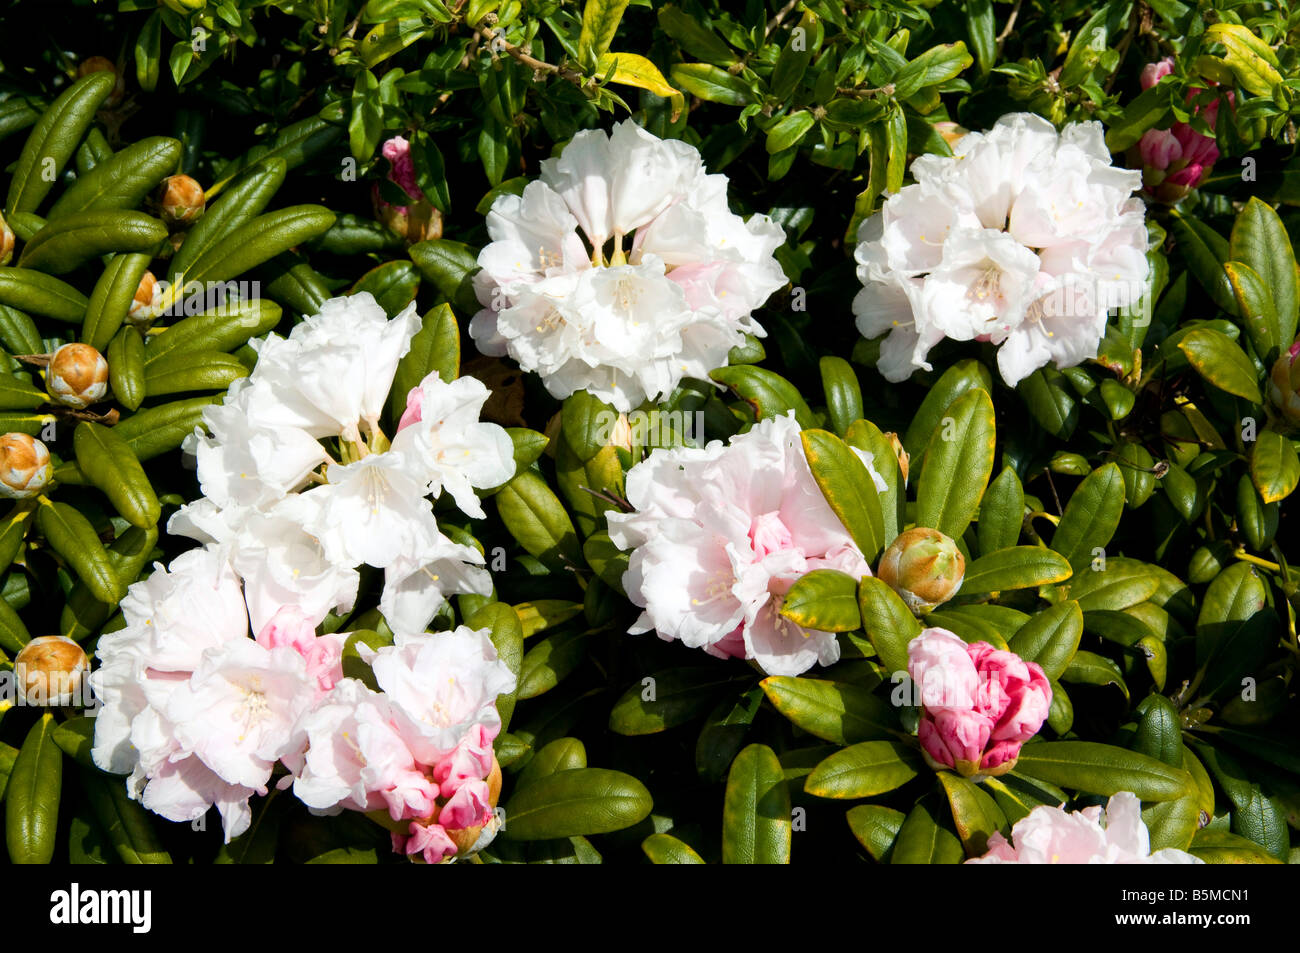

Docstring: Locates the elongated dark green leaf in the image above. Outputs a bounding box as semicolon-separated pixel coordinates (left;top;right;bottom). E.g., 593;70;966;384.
18;210;168;275
804;740;922;799
938;771;1006;856
1051;463;1125;573
609;667;739;736
761;676;897;745
960;546;1072;594
722;744;790;864
1229;197;1298;348
1007;601;1083;681
7;72;115;214
48;136;183;220
74;423;160;529
387;303;459;425
977;466;1025;554
5;714;61;864
36;499;123;604
495;470;581;572
857;576;920;675
915;388;996;540
1177;328;1263;403
891;802;965;864
82;252;152;351
180;206;335;288
1014;741;1192;801
144;299;283;366
503;767;652;841
711;365;816;428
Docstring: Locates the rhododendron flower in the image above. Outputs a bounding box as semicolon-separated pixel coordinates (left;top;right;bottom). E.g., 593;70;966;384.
907;627;1051;777
608;412;879;676
471;119;787;410
361;626;516;765
89;549;263;839
853;113;1149;387
967;792;1204;864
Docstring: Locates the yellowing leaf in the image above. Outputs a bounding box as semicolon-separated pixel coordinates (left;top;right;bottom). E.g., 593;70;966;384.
596;52;684;121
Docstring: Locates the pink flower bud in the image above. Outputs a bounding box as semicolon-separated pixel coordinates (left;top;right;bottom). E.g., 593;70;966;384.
907;628;1051;778
749;511;794;559
256;606;344;693
397;820;458;865
382;136;424;204
0;433;52;498
1138;129;1182;171
1140;57;1175;90
46;342;109;408
396;385;424;432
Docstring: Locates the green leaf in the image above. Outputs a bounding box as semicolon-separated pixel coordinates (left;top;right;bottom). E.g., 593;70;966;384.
857;576;921;675
36;499;123;604
641;832;705;864
1104;82;1170;152
172;159;287;282
779;568;861;632
5;713;61;864
349;261;421;318
47;136;183;221
1177;327;1263;403
722;744;790;864
1229;197;1299;349
112;397;219;461
846;804;906;862
670;63;756;106
1017;368;1078;438
1134;695;1183;768
1249;430;1299;504
144;298;283;367
503;767;652;841
977;466;1025;554
938;771;1007;856
142;349;249;397
1050;463;1125;573
73;423;160;530
893;42;973;99
7;72;116;215
1142;796;1200;853
843;419;904;547
891;802;965;865
915;388;996;541
408;239;480;315
1169;212;1236;315
1195;562;1274;699
577;0;631;65
1188;828;1283;864
386;303;459;426
760;677;897;745
18;210;168;275
179;205;336;289
960;546;1072;594
1014;740;1193;801
1225;261;1280;362
609;667;739;736
516;737;587;791
517;627;589;700
106;326;146;411
0;267;90;323
804;740;922;799
801;429;884;562
466;602;523;730
359;18;431;67
1062;649;1129;701
710;365;816;428
903;359;991;486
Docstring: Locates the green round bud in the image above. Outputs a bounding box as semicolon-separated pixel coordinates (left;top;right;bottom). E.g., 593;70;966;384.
876;527;965;615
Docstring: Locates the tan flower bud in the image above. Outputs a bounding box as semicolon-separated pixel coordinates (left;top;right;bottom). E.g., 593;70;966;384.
15;636;89;706
0;211;13;267
156;174;206;227
77;57;125;106
877;527;965;614
0;432;52;498
1268;349;1300;425
373;191;443;244
127;270;161;327
47;342;109;409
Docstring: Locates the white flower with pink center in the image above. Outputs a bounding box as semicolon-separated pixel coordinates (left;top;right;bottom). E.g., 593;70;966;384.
608;412;878;676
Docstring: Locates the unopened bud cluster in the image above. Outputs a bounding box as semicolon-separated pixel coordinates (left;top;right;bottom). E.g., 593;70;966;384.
46;342;109;408
0;433;52;498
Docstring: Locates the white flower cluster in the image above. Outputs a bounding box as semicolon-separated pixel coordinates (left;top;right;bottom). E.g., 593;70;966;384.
90;293;519;861
470;120;788;412
853;113;1150;387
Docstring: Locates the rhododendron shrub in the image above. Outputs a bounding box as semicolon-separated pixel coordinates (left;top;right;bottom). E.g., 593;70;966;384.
1;0;1298;869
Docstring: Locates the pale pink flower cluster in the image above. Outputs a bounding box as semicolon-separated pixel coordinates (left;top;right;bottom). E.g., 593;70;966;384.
853;113;1150;387
90;293;518;862
470;120;788;411
608;412;884;676
907;627;1051;776
968;792;1203;864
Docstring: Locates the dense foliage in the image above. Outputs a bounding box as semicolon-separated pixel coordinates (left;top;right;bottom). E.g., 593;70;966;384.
0;0;1299;865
